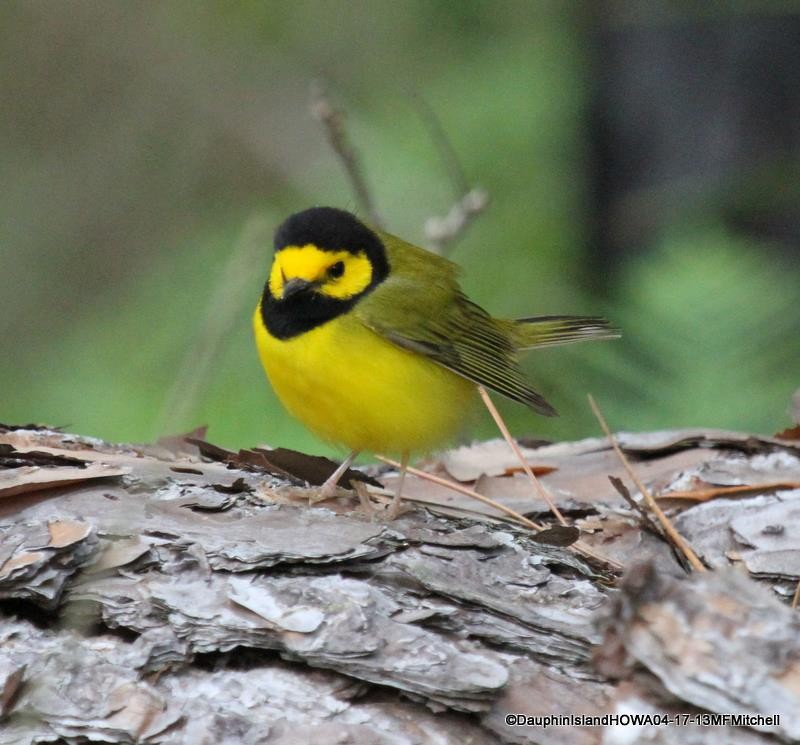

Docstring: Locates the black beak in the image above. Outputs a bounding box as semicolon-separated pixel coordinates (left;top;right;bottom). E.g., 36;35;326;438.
282;278;313;299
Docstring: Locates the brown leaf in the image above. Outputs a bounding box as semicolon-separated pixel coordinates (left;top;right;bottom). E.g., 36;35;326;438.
211;477;250;494
247;447;382;489
775;424;800;441
473;472;588;513
501;464;557;477
188;438;382;489
441;439;560;482
618;428;800;456
0;463;127;499
515;437;553;449
169;466;204;475
0;443;88;469
0;423;57;433
184;438;235;462
530;525;580;547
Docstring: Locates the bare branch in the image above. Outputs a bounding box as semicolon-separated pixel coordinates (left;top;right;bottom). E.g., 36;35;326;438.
310;83;383;229
424;187;489;254
412;96;489;255
412;95;471;198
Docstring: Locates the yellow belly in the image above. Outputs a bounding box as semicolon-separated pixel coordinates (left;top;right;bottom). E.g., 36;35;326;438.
253;306;475;454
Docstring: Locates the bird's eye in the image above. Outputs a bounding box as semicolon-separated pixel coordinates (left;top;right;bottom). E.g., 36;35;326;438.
327;261;345;279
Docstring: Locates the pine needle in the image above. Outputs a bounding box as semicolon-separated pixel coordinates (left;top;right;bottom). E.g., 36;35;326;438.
477;385;568;525
376;455;544;531
588;394;706;572
660;482;800;502
376;455;623;571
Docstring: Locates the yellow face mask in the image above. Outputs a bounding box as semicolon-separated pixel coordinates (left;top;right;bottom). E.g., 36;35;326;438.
269;245;374;301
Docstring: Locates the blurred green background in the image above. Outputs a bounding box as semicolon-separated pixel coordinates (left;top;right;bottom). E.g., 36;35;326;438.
1;2;798;455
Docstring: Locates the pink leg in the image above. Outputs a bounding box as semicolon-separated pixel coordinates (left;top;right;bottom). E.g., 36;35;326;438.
311;450;359;503
386;450;410;519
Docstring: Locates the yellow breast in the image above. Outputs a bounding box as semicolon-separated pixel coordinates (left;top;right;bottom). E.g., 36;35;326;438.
253;305;475;454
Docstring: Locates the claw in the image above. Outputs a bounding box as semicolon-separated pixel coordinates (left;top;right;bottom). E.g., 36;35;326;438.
309;449;360;504
384;450;410;520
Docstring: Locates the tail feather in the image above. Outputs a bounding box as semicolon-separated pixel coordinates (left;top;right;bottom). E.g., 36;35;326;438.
512;315;620;350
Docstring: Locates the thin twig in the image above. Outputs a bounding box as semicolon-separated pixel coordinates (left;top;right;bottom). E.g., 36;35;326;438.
154;216;270;438
475;387;620;569
477;386;568;525
424;189;490;255
587;394;706;573
376;455;543;530
412;94;471;197
792;580;800;609
411;96;489;255
660;482;800;502
608;475;666;537
377;455;623;571
310;82;383;228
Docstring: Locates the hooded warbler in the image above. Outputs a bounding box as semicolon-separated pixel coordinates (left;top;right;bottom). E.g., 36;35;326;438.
254;206;616;514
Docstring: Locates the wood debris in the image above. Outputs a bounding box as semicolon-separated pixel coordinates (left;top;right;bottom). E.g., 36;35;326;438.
1;423;800;743
597;562;800;743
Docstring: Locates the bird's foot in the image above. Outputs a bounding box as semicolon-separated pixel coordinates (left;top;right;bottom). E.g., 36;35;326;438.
309;451;360;504
385;492;411;520
384;450;411;520
352;481;377;517
309;475;346;504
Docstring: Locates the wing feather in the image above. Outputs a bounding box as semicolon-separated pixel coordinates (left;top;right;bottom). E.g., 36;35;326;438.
355;236;557;415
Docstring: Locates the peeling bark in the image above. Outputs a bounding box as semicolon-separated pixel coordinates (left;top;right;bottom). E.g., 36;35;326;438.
1;425;799;743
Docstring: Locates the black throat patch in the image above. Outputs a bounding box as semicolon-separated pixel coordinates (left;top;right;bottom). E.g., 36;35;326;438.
260;287;361;340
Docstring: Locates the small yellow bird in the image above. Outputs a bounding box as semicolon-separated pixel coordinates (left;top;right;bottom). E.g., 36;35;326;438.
254;207;616;515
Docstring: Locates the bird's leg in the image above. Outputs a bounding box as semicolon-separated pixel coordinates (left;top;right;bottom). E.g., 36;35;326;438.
386;450;410;520
311;450;359;503
352;480;376;516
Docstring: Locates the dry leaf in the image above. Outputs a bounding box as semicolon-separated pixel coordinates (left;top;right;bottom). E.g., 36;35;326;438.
441;439;556;482
775;425;800;441
530;525;580;547
238;446;382;489
0;463;127;499
186;438;381;489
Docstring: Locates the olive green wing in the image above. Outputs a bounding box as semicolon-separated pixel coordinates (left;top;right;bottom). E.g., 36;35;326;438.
355;234;557;415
